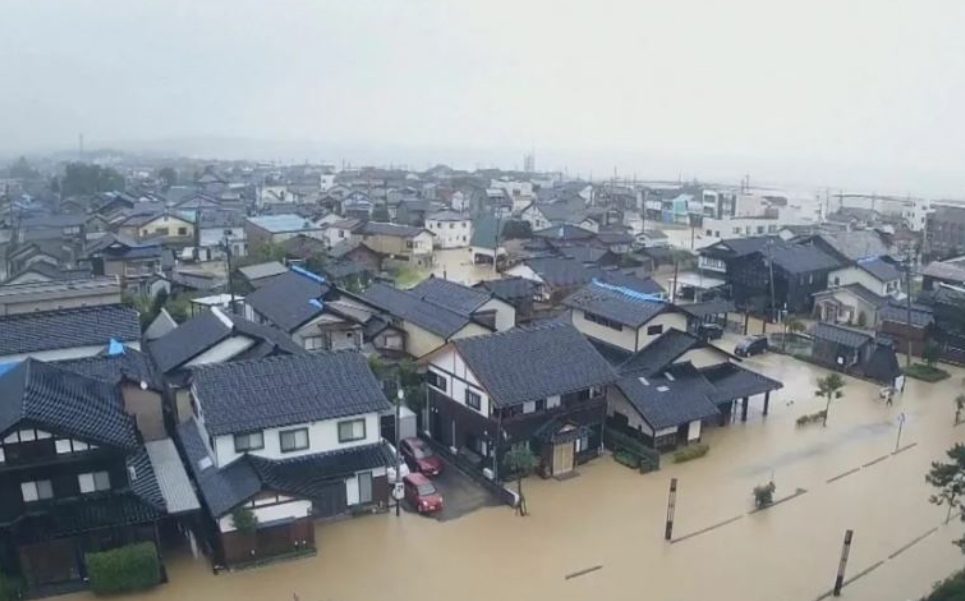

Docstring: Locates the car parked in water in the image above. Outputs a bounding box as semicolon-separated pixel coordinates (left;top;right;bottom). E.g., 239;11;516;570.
403;473;444;514
400;437;443;477
735;335;769;357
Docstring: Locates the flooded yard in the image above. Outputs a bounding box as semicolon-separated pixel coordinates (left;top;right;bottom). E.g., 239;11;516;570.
70;349;965;601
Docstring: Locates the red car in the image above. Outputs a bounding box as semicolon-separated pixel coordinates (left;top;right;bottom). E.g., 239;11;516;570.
400;437;443;477
404;473;443;514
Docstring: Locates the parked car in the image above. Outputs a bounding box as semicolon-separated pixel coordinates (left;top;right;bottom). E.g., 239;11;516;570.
735;335;769;357
403;473;444;514
385;442;411;484
400;437;444;477
697;323;724;341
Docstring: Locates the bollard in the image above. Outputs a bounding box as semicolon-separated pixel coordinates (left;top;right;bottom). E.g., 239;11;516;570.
665;478;677;541
833;529;854;596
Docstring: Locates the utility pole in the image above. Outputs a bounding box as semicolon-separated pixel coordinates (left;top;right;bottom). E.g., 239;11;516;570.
833;529;854;596
904;247;914;368
766;238;776;325
665;478;678;541
395;381;403;517
223;235;236;314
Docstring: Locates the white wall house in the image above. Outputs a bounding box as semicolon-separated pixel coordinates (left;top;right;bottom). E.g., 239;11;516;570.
425;211;472;249
829;264;902;298
569;307;687;354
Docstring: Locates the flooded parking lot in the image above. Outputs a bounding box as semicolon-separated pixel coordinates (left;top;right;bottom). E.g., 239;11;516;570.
69;349;965;601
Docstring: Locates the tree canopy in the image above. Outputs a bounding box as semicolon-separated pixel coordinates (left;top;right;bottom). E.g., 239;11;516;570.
61;162;124;196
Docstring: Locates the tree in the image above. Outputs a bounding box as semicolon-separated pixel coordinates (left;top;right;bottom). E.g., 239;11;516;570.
753;481;776;509
956;394;965;425
158;167;177;191
501;220;533;240
372;204;390;222
230;507;259;535
61;162;124;196
926;444;965;535
786;318;806;335
924;341;942;369
503;444;539;516
814;373;845;427
8;156;38;179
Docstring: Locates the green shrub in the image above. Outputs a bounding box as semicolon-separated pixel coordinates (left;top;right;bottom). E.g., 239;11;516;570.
922;567;965;600
905;363;950;383
231;506;258;534
673;443;709;463
613;450;640;469
604;428;660;472
796;410;827;427
86;542;160;595
753;481;776;508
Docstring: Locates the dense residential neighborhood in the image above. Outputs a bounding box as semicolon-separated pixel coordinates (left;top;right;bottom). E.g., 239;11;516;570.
0;155;964;600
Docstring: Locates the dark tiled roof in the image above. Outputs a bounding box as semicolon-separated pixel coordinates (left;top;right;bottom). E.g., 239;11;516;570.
244;270;330;332
615;363;720;430
470;214;500;249
13;494;161;540
148;308;301;373
191;352;391;436
811;322;873;348
127;446;166;511
249;443;392;498
618;329;704;376
563;281;669;327
0;359;139;449
532;224;596;240
698;362;783;404
855;257;901;282
559;245;611;264
768;244;841;273
0;304;140;357
523;257;601;289
362;282;472;338
597;271;666;296
178;418;261;516
678;298;735;318
410;277;491;315
453;322;616;408
476;277;538;302
812;231;889;262
879;302;934;328
862;342;901;383
923;258;965;284
57;347;160;390
357;221;427;238
238;261;288;282
833;283;889;307
705;236;781;258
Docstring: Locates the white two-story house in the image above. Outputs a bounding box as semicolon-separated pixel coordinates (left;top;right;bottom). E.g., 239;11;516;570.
177;352;393;567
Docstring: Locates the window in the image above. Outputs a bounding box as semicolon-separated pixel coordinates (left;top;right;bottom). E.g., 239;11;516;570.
280;428;310;452
523;401;536;414
154;227;169;236
584;311;622;331
646;324;664;336
337;419;366;443
465;390;482;410
535;399;546;411
575;434;590;453
21;480;53;503
425;370;447;392
303;335;325;351
547;395;561;409
234;431;264;452
177;227;187;236
78;471;111;494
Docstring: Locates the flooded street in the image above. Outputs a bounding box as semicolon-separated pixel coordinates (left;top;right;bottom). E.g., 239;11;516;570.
70;345;965;601
428;248;503;287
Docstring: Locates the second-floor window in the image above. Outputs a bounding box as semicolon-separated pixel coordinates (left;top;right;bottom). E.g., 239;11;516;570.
337;419;366;443
646;324;664;336
78;471;111;494
21;480;53;503
425;370;447;392
280;428;309;452
465;390;482;410
234;431;264;453
584;311;622;331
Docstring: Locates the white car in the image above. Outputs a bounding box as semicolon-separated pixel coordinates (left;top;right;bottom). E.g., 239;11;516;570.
385;442;411;484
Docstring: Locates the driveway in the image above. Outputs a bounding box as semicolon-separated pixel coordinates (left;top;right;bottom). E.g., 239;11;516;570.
404;455;502;522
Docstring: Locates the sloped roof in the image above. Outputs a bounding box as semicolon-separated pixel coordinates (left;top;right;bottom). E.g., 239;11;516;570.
178;418;261;516
811;231;889;262
563;281;670;327
811;322;873;348
698;362;783;404
357;221;427;238
879;302;934;327
149;307;302;373
855;257;901;282
615;363;720;430
822;283;889;308
238;261;288;282
532;224;596;241
361;282;472;338
923;257;965;284
618;329;707;376
0;304;140;357
522;257;601;289
476;277;539;302
453;322;615;408
56;346;160;390
243;270;330;332
0;359;139;449
409;277;492;315
768;244;841;273
598;271;666;296
191;352;391;436
247;214;319;233
677;298;735;318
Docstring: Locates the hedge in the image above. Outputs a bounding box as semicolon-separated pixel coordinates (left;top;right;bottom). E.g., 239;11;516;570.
922;567;965;600
904;363;950;383
604;428;660;472
86;542;161;595
673;443;710;463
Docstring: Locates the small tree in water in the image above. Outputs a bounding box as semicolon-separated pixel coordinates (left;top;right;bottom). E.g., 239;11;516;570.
814;373;845;427
926;444;965;533
503;444;539;516
955;394;965;425
923;341;942;369
753;481;776;509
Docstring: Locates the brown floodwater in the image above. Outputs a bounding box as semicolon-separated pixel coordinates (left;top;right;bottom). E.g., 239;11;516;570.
65;337;965;601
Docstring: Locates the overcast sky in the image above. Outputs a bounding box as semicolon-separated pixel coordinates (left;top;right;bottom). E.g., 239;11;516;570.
2;0;964;195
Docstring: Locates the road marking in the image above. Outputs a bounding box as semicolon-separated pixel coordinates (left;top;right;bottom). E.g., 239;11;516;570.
861;454;890;468
887;527;938;560
826;467;861;483
671;514;744;543
842;560;884;586
892;442;918;456
564;565;602;580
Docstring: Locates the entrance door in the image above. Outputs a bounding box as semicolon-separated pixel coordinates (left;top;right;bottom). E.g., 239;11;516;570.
19;539;80;587
552;441;575;476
